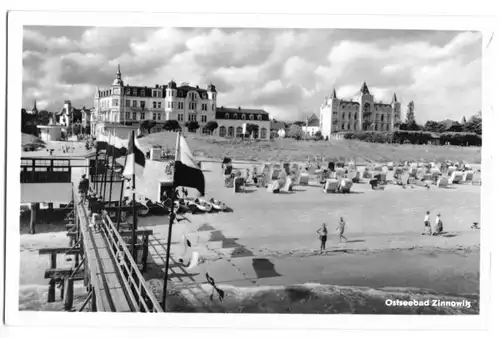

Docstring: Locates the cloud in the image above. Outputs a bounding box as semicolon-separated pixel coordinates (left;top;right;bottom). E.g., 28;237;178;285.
22;27;481;123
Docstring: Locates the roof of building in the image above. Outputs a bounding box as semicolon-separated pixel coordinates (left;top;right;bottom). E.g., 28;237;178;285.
306;113;320;127
439;119;458;129
271;121;286;130
360;81;370;95
216;107;270;121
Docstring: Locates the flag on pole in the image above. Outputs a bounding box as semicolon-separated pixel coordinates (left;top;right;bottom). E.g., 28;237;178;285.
174;133;205;196
122;130;146;178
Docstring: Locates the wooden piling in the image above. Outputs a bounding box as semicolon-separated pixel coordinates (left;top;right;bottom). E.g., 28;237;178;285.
47;280;56;303
63;278;74;311
141;234;149;273
30;202;39;234
50;252;57;269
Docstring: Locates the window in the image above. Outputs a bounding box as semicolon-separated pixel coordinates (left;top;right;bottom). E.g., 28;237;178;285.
228;126;234;137
348;112;351;119
158;102;161;109
125;112;130;120
189;102;196;110
152;113;157;120
201;115;207;123
112;99;118;106
201;104;207;111
177;114;184;121
224;113;229;119
342;112;345;120
249;115;254;120
219;126;226;137
233;114;237;119
153;102;157;109
178;102;183;109
364;103;370;113
133;89;137;96
132;100;137;108
257;115;262;120
381;114;384;122
188;114;196;122
241;114;246;120
125;100;130;107
132;112;136;120
212;104;215;111
126;89;131;95
354;113;358;120
140;89;145;96
140;101;146;109
236;127;243;137
140;112;145;120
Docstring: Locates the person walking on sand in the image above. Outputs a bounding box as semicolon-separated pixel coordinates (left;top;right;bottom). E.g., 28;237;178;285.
316;223;328;254
336;217;348;243
422;211;431;235
433;213;444;235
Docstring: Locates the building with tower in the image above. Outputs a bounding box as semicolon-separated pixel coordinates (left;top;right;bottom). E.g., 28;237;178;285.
319;82;401;139
91;65;218;137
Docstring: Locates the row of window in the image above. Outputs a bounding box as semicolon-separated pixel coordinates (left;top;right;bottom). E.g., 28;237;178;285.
218;126;268;139
223;113;263;120
118;112;209;123
333;112;389;121
105;99;214;111
334;123;392;131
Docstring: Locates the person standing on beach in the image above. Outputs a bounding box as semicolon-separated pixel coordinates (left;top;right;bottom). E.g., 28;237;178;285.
422;211;431;235
316;223;328;254
433;213;444;235
336;217;348;243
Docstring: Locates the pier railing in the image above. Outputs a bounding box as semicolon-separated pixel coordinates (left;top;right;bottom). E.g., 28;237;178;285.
101;213;164;312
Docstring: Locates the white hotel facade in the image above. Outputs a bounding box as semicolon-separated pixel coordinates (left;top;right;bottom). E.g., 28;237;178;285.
91;65;270;139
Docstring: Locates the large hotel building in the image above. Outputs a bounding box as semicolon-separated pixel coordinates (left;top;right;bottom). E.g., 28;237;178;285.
91;65;270;139
319;82;401;138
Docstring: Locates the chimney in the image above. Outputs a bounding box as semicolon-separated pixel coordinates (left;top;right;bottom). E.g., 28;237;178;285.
238;107;241;111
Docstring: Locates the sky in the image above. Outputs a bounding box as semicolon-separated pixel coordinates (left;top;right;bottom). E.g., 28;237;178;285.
22;27;482;123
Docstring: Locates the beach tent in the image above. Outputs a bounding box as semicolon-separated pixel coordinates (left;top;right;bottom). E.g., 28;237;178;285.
387;162;394;170
437;177;448;188
449;171;464;184
323;179;339;193
400;172;410;185
267;180;280;193
335;168;346;179
270;168;280;180
234;177;246;193
281;176;293;192
447;166;457;176
463;171;474;183
299;173;310;185
339;178;353;193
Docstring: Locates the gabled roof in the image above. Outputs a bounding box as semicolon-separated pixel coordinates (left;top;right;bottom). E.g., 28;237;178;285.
439;119;456;129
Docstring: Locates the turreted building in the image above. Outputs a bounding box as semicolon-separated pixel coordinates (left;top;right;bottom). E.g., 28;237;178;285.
319;82;402;138
91;65;218;137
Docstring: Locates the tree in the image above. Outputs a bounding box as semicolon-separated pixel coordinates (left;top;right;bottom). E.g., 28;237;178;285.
398;122;408;131
205;121;218;133
186;121;200;132
405;101;415;124
464;115;482;135
163;120;181;131
287;124;303;140
293;121;306;127
424;120;446;133
246;123;259;138
140;120;150;133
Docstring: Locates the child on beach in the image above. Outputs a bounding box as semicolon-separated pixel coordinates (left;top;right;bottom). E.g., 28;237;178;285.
422;211;431;235
336;217;348;243
316;223;328;254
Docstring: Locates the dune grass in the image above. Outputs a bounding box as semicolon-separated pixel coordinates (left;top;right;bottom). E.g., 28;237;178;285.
139;132;481;164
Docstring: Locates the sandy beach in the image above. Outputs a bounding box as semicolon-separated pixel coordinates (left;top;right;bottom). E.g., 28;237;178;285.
19;146;481;313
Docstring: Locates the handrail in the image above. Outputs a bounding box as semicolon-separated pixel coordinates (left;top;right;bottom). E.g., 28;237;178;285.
102;213;164;312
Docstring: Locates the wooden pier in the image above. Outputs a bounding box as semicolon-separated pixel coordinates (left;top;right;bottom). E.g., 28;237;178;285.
39;189;163;312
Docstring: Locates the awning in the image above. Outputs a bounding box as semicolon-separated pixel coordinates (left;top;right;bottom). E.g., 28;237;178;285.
21;183;74;203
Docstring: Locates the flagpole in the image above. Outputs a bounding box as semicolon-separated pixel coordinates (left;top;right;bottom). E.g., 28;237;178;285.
108;124;117;203
131;129;138;262
162;131;180;311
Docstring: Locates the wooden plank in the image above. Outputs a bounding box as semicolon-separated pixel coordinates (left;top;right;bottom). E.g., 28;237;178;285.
39;247;72;255
44;268;84;280
118;230;153;237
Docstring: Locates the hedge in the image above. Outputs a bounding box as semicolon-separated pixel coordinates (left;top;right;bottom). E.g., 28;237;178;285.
341;131;481;146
